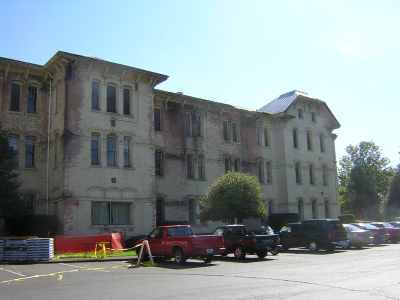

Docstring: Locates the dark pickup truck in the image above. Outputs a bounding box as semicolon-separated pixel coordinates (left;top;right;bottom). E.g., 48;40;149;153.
141;225;225;264
213;225;280;259
279;219;348;251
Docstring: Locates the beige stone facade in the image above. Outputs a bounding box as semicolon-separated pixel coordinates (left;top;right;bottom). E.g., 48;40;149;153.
0;52;340;237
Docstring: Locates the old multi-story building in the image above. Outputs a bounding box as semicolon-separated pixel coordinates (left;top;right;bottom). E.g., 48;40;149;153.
0;51;340;236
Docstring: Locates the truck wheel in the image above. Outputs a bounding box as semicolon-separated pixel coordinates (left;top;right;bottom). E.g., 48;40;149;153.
256;251;267;259
203;256;213;264
308;241;318;252
234;246;246;260
173;248;186;264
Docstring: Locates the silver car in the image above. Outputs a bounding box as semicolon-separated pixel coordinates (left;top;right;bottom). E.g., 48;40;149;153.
343;224;372;248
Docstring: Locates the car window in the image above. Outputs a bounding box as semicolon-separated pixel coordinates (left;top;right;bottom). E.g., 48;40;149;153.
214;228;224;236
149;228;163;239
167;226;193;237
280;226;291;233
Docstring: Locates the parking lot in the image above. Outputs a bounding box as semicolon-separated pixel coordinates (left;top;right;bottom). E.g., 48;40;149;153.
2;244;400;300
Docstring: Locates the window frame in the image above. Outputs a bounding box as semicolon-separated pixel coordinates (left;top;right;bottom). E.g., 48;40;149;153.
91;201;131;225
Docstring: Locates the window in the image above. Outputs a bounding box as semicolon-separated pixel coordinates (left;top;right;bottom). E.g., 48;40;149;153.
167;226;193;237
25;136;35;168
266;161;272;184
123;136;131;168
224;156;232;173
298;109;303;119
295;162;302;184
91;81;100;110
91;133;100;166
91;201;130;225
123;88;130;115
293;128;298;149
311;199;318;219
106;85;117;113
298;198;304;220
309;164;315;185
322;165;328;186
155;149;164;176
198;154;205;180
187;154;194;179
257;159;264;183
311;112;316;122
256;127;262;145
10;83;20;111
232;122;239;143
185;111;201;137
264;127;269;147
319;134;325;153
107;134;117;167
27;86;37;113
154;108;161;131
8;135;18;158
234;158;240;172
268;200;273;216
306;130;313;151
223;120;230;141
324;199;330;218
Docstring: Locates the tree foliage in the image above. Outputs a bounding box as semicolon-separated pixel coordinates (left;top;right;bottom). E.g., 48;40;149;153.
386;165;400;218
338;141;393;219
0;130;21;217
200;172;265;223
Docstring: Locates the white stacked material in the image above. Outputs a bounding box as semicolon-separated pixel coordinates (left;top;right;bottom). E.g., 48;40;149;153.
1;238;54;262
0;239;4;261
26;238;54;261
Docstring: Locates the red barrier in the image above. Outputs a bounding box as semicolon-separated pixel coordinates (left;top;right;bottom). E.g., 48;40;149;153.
54;233;124;253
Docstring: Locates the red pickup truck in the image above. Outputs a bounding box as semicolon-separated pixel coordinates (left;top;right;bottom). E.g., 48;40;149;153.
144;225;225;264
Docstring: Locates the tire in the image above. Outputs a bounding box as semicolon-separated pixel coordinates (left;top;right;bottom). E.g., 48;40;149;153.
203;256;213;264
270;247;280;256
173;247;186;264
233;246;246;260
308;241;319;252
256;251;267;259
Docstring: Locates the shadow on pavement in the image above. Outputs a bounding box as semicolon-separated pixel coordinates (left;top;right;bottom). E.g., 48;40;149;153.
282;248;347;255
214;255;276;263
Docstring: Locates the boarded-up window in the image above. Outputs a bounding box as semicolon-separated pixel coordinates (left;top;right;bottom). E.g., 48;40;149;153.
155;149;164;176
106;85;117;113
10;83;20;111
91;81;100;110
123;88;130;115
154;108;161;131
27;86;37;113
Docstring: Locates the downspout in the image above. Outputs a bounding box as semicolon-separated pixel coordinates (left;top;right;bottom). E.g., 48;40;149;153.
46;75;53;216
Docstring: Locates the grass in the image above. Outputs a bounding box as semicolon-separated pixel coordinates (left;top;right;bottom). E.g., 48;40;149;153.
54;249;137;260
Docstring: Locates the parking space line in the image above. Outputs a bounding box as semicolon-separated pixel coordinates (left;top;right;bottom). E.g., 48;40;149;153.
0;268;26;277
59;263;87;269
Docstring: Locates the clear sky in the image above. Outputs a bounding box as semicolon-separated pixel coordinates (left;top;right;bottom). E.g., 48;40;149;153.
1;0;399;165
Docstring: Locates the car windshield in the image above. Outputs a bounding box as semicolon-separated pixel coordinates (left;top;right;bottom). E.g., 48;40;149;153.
357;223;378;230
344;224;362;232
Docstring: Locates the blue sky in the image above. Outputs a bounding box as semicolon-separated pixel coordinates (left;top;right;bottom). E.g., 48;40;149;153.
1;0;399;165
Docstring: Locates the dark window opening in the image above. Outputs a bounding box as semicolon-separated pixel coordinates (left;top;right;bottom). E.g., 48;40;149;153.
27;86;37;113
154;108;161;131
25;136;35;168
123;88;130;115
155;150;164;176
106;85;117;113
10;83;20;111
91;81;100;110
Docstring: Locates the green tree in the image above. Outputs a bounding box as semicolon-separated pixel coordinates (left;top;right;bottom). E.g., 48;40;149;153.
385;165;400;218
200;172;265;223
0;130;21;218
338;141;393;219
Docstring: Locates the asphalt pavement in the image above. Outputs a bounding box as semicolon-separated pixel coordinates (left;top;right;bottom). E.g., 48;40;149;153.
1;244;400;300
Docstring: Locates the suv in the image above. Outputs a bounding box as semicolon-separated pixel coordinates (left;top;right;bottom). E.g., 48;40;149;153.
279;219;348;251
213;225;280;259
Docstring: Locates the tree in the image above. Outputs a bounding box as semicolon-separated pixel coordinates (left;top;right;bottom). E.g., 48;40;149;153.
338;141;393;219
200;172;265;223
385;165;400;218
0;130;21;218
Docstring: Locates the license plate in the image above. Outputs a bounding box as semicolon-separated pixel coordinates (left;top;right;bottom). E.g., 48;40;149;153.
206;248;214;254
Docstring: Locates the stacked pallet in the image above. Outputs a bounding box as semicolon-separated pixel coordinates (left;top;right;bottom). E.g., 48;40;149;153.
1;238;54;262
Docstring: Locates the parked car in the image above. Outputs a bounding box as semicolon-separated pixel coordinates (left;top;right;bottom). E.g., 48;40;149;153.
213;224;281;259
389;221;400;228
139;225;225;264
343;224;372;248
352;223;387;244
279;219;348;251
370;222;400;243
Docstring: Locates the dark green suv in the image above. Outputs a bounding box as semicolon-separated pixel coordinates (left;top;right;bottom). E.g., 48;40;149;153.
279;219;348;251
